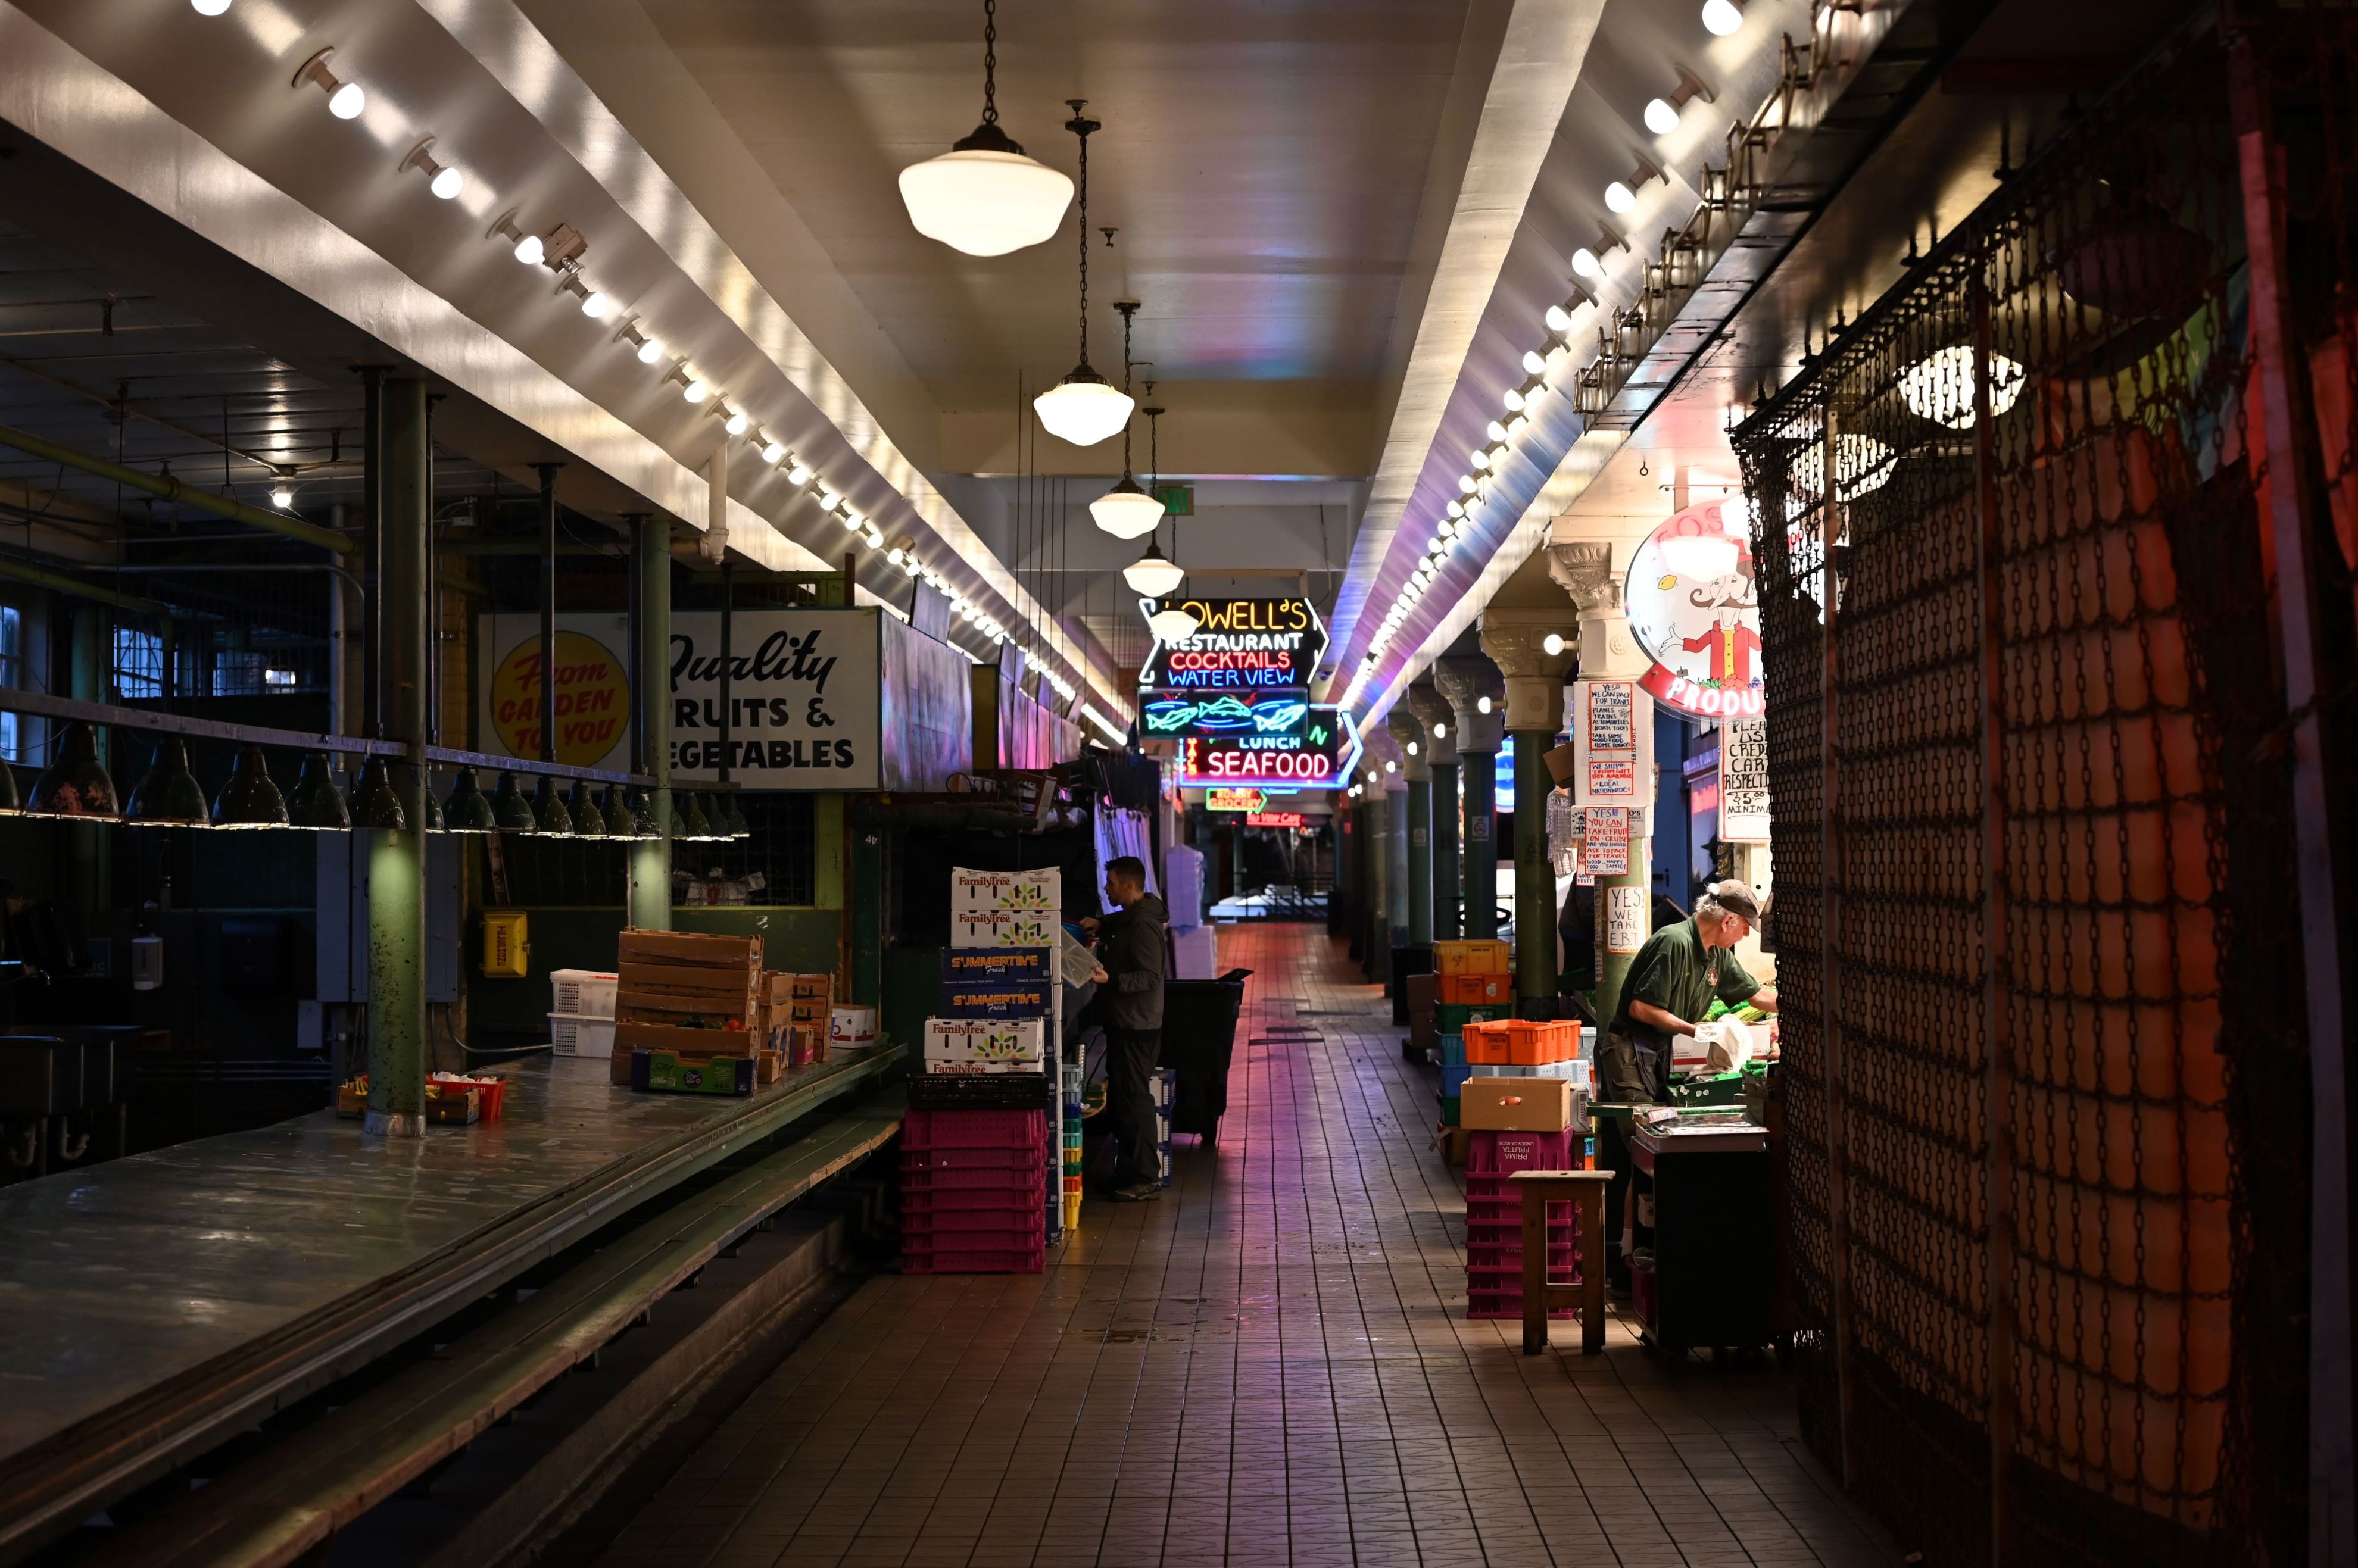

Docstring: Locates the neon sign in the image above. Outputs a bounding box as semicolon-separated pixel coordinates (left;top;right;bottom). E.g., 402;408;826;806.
1246;811;1308;829
1140;690;1310;739
1139;596;1328;692
1206;788;1268;812
1174;707;1362;792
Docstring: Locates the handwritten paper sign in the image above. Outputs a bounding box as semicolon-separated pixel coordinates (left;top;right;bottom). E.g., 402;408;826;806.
1583;806;1632;876
1606;884;1649;954
1721;717;1771;841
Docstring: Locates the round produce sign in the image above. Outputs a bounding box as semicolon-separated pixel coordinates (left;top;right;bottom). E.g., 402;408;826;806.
1623;499;1765;719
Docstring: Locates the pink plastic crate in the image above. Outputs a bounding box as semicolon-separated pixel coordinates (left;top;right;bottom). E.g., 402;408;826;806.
1466;1287;1578;1322
904;1204;1046;1236
903;1245;1046;1275
902;1107;1049;1152
1464;1129;1577;1175
903;1177;1047;1210
1466;1219;1576;1250
904;1143;1043;1173
1465;1242;1578;1273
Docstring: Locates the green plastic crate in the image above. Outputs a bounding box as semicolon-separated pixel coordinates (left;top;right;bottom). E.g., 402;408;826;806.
1436;1002;1509;1032
1438;1094;1460;1126
1439;1032;1467;1067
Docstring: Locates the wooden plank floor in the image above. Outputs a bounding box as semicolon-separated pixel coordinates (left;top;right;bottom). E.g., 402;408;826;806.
592;924;1900;1568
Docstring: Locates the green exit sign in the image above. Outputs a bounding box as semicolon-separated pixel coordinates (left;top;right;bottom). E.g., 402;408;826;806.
1152;482;1193;516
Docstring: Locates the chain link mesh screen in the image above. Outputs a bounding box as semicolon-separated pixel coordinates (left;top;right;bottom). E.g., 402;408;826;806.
1729;17;2355;1563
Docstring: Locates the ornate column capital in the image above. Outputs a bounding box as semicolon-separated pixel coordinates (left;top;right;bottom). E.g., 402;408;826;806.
1406;685;1458;766
1360;722;1406;791
1384;707;1431;782
1479;609;1576;733
1545;540;1652;680
1433;655;1506;753
1545;541;1621;615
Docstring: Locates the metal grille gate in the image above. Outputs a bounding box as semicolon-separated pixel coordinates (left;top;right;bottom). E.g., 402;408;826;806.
1732;13;2358;1564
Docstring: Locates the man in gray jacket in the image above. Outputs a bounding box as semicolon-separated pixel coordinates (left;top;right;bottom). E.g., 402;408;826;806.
1084;855;1168;1202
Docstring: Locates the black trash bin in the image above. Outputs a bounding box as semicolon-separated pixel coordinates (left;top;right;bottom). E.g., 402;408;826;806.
1158;967;1251;1145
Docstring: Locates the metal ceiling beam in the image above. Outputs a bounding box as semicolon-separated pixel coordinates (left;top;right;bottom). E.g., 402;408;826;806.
0;421;353;554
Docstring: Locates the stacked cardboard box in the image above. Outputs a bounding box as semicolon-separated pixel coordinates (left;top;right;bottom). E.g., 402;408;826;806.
610;929;766;1092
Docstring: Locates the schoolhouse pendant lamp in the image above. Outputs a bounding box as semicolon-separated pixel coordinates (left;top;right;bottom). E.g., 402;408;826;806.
897;0;1074;256
1147;601;1202;642
1122;401;1184;595
1032;103;1135;447
1090;302;1165;538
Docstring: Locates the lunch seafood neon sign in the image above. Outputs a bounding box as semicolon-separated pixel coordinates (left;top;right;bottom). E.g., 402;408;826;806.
1139;596;1328;692
1174;706;1362;792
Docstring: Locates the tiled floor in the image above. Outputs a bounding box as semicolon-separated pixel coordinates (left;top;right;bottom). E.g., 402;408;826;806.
593;923;1900;1568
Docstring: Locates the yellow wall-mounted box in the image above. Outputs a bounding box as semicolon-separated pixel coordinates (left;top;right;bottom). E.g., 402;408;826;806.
482;911;530;979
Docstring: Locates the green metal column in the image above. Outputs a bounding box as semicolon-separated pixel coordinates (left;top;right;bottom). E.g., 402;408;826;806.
366;376;428;1138
1403;777;1432;947
67;607;110;918
1511;727;1555;1007
1459;748;1497;939
1428;761;1458;939
628;513;672;932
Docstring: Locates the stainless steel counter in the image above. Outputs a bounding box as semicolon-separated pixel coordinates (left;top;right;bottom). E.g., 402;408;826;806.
0;1044;902;1555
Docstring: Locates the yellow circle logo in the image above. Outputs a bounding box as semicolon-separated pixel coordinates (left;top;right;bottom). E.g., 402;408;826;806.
491;631;630;764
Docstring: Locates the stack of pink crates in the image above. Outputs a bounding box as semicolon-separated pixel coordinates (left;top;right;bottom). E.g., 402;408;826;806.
1463;1127;1582;1320
900;1107;1048;1274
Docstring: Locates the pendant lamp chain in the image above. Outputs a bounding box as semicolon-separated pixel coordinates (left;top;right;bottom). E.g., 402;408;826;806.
980;0;999;125
1066;101;1100;371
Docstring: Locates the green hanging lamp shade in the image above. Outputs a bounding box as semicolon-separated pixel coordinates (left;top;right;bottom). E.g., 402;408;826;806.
566;780;604;838
492;771;536;832
415;768;444;832
26;721;120;820
348;756;407;832
600;784;637;839
629;788;664;839
677;792;716;841
529;775;573;836
444;767;499;833
211;744;289;829
128;737;211;828
0;754;20;814
287;752;351;830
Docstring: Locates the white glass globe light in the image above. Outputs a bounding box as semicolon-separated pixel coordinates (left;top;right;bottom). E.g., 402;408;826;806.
1605;180;1636;214
1521;349;1548;376
192;0;231;13
328;82;366;120
581;291;612;320
513;233;545;266
725;410;750;436
1897;345;2026;429
898;149;1074;257
1571;248;1601;278
1477;695;1493;714
1542;633;1565;657
1703;0;1744;35
1545;303;1574;334
1147;605;1202;642
429;166;465;200
1122;545;1185;597
1034;376;1135;446
1658;532;1742;580
1090;480;1165;539
635;336;665;365
1645;97;1682;136
760;441;785;465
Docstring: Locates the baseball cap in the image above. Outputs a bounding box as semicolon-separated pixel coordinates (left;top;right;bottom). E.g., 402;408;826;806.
1709;880;1761;922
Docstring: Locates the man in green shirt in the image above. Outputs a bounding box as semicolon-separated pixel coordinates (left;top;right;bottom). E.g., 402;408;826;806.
1599;880;1778;1102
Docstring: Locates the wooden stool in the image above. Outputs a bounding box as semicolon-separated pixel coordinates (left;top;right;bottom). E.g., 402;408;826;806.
1508;1169;1612;1354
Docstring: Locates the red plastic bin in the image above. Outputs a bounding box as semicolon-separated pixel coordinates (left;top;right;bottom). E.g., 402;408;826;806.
1466;1220;1576;1250
1465;1243;1578;1273
901;1108;1048;1152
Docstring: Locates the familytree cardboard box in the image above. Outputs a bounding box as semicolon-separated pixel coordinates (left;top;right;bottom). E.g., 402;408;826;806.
923;1017;1046;1073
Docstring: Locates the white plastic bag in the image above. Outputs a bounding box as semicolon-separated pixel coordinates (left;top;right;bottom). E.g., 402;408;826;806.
1693;1017;1755;1074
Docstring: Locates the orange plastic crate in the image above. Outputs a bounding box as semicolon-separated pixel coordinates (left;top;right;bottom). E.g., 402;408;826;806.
1505;1020;1577;1065
1461;1020;1512;1064
1436;973;1508;1005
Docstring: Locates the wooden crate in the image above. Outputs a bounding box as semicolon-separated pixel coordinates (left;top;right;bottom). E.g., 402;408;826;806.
614;1019;758;1057
617;929;763;970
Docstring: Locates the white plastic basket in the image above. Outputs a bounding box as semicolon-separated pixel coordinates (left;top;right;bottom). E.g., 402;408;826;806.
550;1012;616;1058
550;969;617;1020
